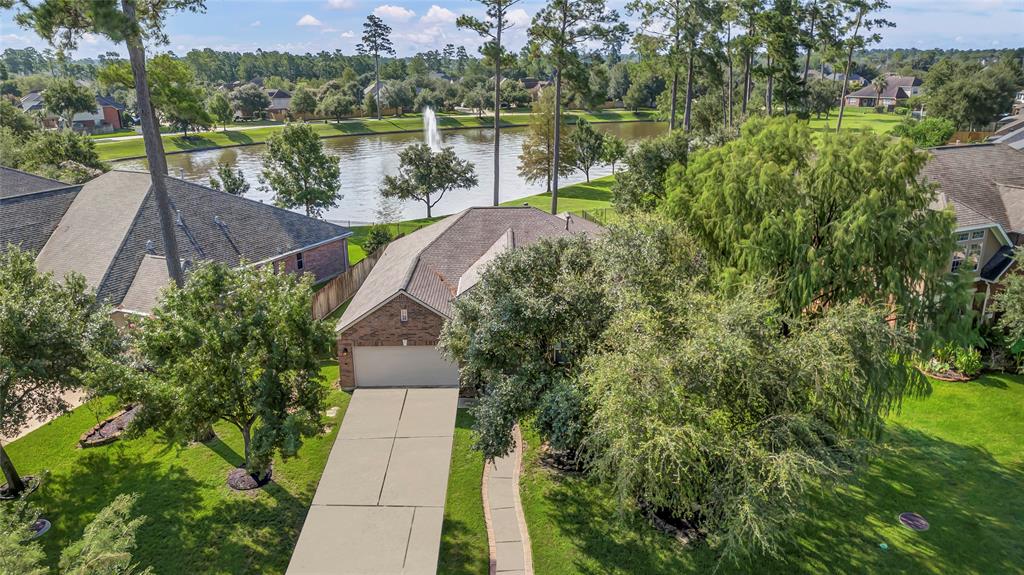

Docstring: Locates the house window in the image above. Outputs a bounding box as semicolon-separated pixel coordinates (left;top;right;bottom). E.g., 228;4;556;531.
400;308;408;322
970;230;985;240
956;232;970;242
296;252;304;270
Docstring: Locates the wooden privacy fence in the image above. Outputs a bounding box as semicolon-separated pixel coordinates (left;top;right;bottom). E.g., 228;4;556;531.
312;248;383;320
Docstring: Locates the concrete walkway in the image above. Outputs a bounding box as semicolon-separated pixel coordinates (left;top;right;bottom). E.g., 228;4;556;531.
287;388;459;575
483;426;532;575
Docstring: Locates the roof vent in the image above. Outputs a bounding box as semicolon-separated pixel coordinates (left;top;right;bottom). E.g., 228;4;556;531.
177;168;185;178
175;210;184;226
565;213;572;230
145;240;155;253
214;215;224;226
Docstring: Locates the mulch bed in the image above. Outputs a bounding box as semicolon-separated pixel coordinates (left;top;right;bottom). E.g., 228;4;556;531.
919;368;975;382
227;466;273;491
538;443;584;475
79;404;141;448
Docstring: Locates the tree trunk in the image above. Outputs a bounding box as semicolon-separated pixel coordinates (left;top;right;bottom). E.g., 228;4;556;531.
426;192;432;218
727;22;734;127
668;68;679;131
802;1;816;84
0;441;25;496
765;57;774;115
493;18;502;206
683;49;695;132
123;0;184;288
742;52;751;115
240;423;253;471
375;54;382;121
551;67;562;215
836;10;863;132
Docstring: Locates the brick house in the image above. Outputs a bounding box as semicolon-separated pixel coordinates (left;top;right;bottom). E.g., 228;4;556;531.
845;75;923;110
0;167;351;320
20;91;125;133
922;143;1023;318
334;206;603;388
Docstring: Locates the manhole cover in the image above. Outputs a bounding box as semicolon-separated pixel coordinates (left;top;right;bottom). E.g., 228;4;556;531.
899;512;929;531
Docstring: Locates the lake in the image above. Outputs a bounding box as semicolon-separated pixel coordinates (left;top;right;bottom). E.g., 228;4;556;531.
114;121;666;225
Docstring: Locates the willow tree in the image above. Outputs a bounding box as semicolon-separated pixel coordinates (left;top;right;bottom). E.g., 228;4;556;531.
666;116;969;345
13;0;203;287
457;0;522;206
528;0;623;213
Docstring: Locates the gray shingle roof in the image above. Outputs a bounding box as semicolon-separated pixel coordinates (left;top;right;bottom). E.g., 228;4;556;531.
336;207;603;333
848;75;921;99
0;166;71;198
922;144;1024;235
3;168;351;312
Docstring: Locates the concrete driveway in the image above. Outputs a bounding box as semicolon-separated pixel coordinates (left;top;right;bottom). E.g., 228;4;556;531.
287;388;459;575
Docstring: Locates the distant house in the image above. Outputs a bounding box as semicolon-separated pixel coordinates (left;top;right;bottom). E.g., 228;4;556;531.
19;90;125;133
922;144;1023;317
845;75;923;110
334;207;603;388
266;88;292;120
989;115;1024;151
0;167;352;321
1012;89;1024;116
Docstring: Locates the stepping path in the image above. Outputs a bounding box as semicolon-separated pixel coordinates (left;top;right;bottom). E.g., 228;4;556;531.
287;388;459;575
483;426;533;575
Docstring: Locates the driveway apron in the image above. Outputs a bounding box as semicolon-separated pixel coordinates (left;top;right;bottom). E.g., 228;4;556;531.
287;388;459;575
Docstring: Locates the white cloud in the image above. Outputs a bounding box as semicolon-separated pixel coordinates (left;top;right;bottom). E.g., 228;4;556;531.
374;4;416;22
341;30;356;38
250;20;262;27
421;5;456;24
297;14;323;26
327;0;356;8
954;35;964;42
81;32;99;45
507;8;531;27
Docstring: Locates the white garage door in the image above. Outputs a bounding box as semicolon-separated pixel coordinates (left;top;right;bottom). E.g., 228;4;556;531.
353;346;460;388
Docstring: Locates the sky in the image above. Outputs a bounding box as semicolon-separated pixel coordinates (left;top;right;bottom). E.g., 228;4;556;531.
0;0;1021;61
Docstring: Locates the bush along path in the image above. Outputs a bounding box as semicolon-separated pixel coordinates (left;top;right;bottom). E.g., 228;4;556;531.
482;425;532;575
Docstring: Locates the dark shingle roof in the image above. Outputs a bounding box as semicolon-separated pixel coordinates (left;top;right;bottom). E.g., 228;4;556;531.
922;144;1024;234
0;166;71;198
95;95;125;111
0;185;81;254
266;89;291;99
337;207;603;332
848;75;921;99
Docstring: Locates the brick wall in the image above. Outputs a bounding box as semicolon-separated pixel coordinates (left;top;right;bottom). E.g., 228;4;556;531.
336;293;447;387
273;238;348;283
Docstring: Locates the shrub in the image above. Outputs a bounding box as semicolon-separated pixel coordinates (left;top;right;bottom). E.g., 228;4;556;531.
362;225;394;255
874;105;886;113
894;106;909;116
954;346;983;376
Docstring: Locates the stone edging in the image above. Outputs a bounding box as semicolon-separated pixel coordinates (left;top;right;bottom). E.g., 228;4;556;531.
482;454;498;575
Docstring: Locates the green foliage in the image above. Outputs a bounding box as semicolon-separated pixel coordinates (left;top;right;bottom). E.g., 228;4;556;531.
954;347;983;377
601;134;627;173
926;341;983;377
892;116;956;148
0;246;116;495
0;98;38;138
381;143;478;218
0;128;107;183
666;116;966;346
229;83;271;118
925;57;1024;129
99;54;211;134
260;123;341;218
290;86;317;116
518;88;576;193
439;235;611;459
992;263;1024;373
59;494;152;575
90;262;330;476
208;162;249;195
206;92;231;127
568;118;605;182
317;91;355;122
361;225;394;255
611;128;687;211
43;77;94;129
0;486;46;575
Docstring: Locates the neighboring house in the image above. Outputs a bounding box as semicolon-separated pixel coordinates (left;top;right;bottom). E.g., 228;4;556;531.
1012;89;1024;116
266;88;292;120
921;143;1024;317
845;75;923;110
989;115;1024;151
334;207;603;388
19;90;125;133
1;167;352;320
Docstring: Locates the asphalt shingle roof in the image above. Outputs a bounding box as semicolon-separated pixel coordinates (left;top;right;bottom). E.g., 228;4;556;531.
0;183;81;254
848;75;921;99
0;166;71;198
922;144;1024;235
336;207;603;333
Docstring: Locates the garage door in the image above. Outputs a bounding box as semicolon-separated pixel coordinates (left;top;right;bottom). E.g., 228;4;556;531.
353;346;460;388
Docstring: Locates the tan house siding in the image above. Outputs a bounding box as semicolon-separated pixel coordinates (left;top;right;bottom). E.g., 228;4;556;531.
272;238;348;282
336;294;448;387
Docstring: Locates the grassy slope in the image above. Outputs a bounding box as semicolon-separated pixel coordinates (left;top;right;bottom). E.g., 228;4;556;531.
96;110;657;161
807;106;904;134
519;373;1024;574
7;362;350;575
438;410;490;575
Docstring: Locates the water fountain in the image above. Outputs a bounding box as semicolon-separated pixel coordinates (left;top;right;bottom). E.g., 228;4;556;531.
423;107;442;151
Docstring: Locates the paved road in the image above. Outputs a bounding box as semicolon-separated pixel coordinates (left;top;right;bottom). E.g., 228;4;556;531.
287;388;459;575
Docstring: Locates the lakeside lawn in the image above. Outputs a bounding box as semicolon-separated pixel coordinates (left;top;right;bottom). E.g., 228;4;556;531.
438;373;1024;575
6;362;350;574
807;105;905;134
95;109;658;162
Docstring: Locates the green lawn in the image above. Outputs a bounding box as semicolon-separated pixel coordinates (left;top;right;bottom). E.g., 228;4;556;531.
515;372;1024;574
438;410;490;575
95;110;658;161
6;362;350;575
807;106;905;134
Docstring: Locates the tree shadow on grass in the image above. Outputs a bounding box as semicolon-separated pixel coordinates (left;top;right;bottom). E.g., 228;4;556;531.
437;517;488;575
221;131;255;145
204;433;245;468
